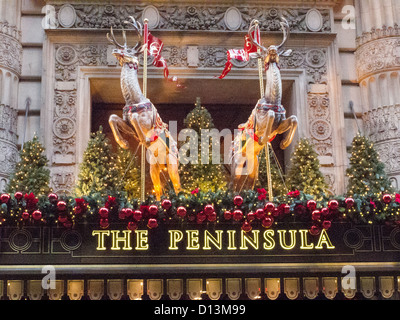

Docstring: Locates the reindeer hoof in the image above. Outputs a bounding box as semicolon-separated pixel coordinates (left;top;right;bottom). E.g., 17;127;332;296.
119;139;130;149
280;141;290;150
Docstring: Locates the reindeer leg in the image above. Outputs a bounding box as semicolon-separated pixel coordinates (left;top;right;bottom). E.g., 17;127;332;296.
148;152;163;201
257;110;275;145
128;113;151;147
109;114;133;149
166;152;181;194
277;116;298;150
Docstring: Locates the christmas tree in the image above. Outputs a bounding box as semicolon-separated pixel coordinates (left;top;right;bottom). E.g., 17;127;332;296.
257;147;287;197
346;134;393;196
115;146;140;200
6;135;51;196
179;98;228;193
75;126;121;197
286;138;328;197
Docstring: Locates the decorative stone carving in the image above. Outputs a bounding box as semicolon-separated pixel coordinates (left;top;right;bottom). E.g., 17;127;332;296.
50;168;75;194
0;140;18;178
305;9;323;32
58;4;77;28
356;37;400;81
0;33;22;75
0;21;21;41
356;25;400;47
362;105;400;144
54;4;332;32
142;5;160;29
53;118;76;140
362;105;400;177
224;7;242;31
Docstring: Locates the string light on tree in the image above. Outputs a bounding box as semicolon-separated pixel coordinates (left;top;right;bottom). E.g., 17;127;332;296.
6;135;51;196
179;97;228;193
286;138;328;199
346;134;393;197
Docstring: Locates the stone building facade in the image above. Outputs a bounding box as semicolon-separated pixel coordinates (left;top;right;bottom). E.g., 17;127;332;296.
0;0;399;195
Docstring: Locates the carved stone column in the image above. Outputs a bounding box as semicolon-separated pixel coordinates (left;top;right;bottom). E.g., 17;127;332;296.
355;0;400;189
0;0;22;191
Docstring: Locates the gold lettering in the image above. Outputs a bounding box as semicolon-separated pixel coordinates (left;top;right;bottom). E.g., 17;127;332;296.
315;229;335;249
92;230;110;250
186;230;200;250
203;230;223;250
263;230;275;250
278;230;297;250
169;230;184;250
227;230;237;250
111;230;132;250
135;230;149;250
299;230;314;250
240;230;260;250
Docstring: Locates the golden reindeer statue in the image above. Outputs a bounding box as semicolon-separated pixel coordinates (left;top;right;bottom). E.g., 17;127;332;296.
232;18;298;192
107;17;181;200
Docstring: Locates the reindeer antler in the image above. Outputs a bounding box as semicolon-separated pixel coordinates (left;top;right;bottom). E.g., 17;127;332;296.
248;19;267;53
277;17;290;50
107;26;127;48
123;16;143;51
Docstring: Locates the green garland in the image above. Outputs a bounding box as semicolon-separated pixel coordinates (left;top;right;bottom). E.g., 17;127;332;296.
1;190;399;233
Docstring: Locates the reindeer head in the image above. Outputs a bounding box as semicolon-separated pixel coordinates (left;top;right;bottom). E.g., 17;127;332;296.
107;16;143;67
249;17;292;65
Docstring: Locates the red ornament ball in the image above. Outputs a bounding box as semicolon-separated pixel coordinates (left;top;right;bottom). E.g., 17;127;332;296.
133;210;143;222
264;202;275;213
233;210;243;221
177;206;187;218
207;211;217;222
224;210;232;220
197;212;207;222
247;212;256;222
57;201;67;211
283;204;291;215
100;218;109;229
255;209;266;220
127;221;138;231
328;200;339;210
99;207;109;218
233;196;243;207
241;221;252;233
321;208;329;217
58;215;68;224
74;206;82;215
309;225;322;236
32;210;42;221
345;197;355;208
48;193;58;202
383;194;392;204
307;200;317;211
310;225;321;236
262;216;274;229
14;192;23;201
148;205;159;217
322;220;332;230
125;208;133;218
204;204;214;215
118;208;127;220
21;211;30;221
63;220;73;229
312;210;321;221
0;193;10;204
147;218;158;229
161;199;172;210
272;208;280;218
